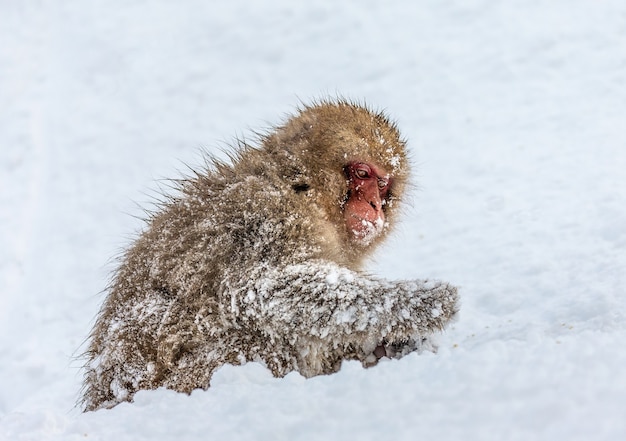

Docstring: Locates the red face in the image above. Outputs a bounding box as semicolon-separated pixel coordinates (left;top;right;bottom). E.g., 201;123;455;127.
343;161;392;244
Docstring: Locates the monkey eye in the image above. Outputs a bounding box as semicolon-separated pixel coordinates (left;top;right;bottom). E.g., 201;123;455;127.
377;178;389;190
353;164;371;179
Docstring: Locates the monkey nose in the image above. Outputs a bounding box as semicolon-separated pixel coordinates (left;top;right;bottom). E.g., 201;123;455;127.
368;192;383;211
359;182;383;213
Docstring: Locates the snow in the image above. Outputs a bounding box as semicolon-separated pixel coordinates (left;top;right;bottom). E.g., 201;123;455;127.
1;0;625;439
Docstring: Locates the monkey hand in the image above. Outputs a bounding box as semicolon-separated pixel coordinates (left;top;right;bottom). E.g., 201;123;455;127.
223;260;459;376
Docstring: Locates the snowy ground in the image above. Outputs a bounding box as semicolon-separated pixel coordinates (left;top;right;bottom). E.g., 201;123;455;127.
1;0;625;440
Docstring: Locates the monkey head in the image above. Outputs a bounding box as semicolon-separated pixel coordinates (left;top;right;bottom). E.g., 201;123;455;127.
263;100;409;259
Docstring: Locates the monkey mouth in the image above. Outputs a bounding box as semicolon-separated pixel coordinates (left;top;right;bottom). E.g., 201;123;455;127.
348;215;386;245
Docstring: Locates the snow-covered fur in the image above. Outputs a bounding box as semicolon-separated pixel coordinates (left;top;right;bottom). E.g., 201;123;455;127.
81;100;459;411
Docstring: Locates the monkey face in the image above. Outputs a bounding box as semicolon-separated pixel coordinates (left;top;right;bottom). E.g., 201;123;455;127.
343;161;392;244
258;100;409;253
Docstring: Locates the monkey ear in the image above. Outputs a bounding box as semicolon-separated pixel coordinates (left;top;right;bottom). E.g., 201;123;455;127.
292;183;311;193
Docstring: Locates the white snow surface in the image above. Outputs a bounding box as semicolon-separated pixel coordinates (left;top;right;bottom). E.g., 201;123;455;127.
1;0;625;440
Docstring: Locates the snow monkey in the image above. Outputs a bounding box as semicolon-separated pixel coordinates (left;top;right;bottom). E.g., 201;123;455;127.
81;99;459;411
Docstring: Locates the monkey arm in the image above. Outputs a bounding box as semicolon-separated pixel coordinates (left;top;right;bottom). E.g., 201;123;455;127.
223;260;459;358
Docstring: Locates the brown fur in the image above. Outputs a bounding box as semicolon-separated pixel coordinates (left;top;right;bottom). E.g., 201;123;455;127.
81;99;458;411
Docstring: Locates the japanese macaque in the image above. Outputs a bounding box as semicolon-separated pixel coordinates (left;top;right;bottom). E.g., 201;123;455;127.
81;99;459;411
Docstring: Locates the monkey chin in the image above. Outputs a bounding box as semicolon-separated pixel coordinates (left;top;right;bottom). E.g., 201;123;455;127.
348;216;387;246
